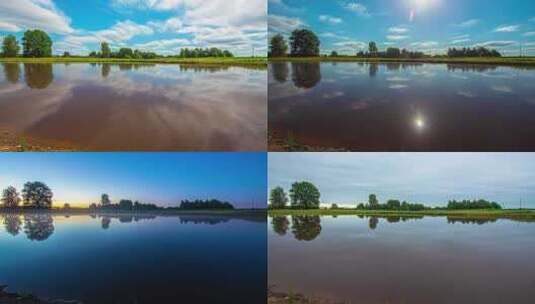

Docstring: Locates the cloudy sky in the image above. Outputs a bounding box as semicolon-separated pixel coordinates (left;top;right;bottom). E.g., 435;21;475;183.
0;153;267;208
0;0;266;56
269;153;535;208
269;0;535;56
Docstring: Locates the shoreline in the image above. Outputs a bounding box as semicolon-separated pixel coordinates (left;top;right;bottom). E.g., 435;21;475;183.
268;56;535;67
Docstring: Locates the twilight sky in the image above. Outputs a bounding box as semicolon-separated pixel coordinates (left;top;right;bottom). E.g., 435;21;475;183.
0;153;267;208
269;0;535;56
0;0;267;56
269;153;535;208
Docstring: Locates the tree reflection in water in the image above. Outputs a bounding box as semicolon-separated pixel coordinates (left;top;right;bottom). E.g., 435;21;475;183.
368;216;379;230
23;214;55;241
101;216;111;229
3;214;22;236
271;62;289;83
291;62;321;88
2;63;20;84
271;216;290;236
291;215;322;241
24;64;54;89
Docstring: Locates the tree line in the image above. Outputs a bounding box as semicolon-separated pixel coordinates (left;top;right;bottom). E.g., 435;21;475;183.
269;28;502;58
175;199;235;210
268;182;504;210
1;182;53;209
1;28;234;58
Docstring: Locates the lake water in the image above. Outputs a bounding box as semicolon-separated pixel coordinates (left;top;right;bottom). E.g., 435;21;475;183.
268;62;535;151
0;63;266;151
269;215;535;303
0;213;266;303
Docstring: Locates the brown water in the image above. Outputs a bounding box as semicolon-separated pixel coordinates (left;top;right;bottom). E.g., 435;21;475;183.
268;62;535;151
0;63;266;151
269;215;535;303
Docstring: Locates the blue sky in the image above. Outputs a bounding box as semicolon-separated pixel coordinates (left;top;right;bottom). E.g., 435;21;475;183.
269;0;535;56
0;0;266;56
0;153;267;208
269;153;535;209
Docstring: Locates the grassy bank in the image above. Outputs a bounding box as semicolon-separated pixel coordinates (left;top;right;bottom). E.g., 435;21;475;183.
269;56;535;67
268;208;535;220
0;56;267;67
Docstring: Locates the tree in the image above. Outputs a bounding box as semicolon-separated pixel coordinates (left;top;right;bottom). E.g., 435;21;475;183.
119;199;133;210
1;186;21;208
291;215;322;241
63;51;70;57
63;203;71;209
24;63;53;89
368;41;378;57
101;42;111;58
22;30;53;57
331;203;339;209
386;199;401;210
272;216;290;236
330;51;338;57
368;194;379;209
2;35;20;57
22;182;53;209
270;34;288;57
386;47;400;58
269;186;288;208
289;181;321;209
290;29;320;57
101;194;111;206
117;48;134;58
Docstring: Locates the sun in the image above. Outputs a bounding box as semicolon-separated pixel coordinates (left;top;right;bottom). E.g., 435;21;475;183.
410;0;439;11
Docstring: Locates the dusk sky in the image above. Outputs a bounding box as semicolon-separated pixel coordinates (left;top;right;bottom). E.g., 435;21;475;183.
0;0;267;56
0;153;267;208
269;0;535;56
269;153;535;208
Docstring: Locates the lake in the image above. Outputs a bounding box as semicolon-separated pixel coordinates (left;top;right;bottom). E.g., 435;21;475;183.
0;63;266;151
269;215;535;303
0;213;266;303
268;62;535;151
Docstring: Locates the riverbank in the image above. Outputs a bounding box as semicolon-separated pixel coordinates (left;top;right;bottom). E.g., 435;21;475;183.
269;56;535;67
0;56;267;67
268;208;535;220
268;287;342;304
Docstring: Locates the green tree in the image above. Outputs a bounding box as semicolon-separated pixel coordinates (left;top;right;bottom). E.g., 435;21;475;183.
22;182;53;209
270;34;288;57
117;47;134;58
269;186;288;208
272;216;290;236
289;181;321;209
291;215;322;241
2;35;20;57
368;41;378;57
368;194;379;209
119;199;133;210
22;30;53;57
101;42;111;58
24;63;53;89
1;186;21;208
101;193;111;206
386;47;400;58
330;51;338;57
290;29;320;57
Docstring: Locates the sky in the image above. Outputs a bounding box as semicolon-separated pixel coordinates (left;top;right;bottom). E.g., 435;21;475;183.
0;153;267;208
269;0;535;56
269;153;535;209
0;0;267;56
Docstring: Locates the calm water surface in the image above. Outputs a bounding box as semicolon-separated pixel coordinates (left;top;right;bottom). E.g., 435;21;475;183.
269;215;535;303
0;213;266;303
0;63;266;151
269;62;535;151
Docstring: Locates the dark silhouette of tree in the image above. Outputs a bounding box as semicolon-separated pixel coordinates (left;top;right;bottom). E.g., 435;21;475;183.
3;63;20;84
62;51;70;57
24;214;54;241
63;203;71;209
290;181;321;209
119;199;133;210
117;48;134;58
101;217;111;229
272;216;290;236
386;199;401;210
270;34;288;57
101;194;111;207
447;47;501;57
22;30;52;57
3;214;22;236
101;42;111;58
291;216;321;241
269;186;288;209
102;64;111;78
178;199;234;210
368;63;378;78
2;35;20;57
330;51;338;57
447;199;502;210
369;216;379;230
291;62;321;88
1;186;21;208
271;62;289;83
386;216;401;223
290;29;320;56
24;63;53;89
22;181;53;209
386;47;401;58
368;41;378;57
178;47;234;58
368;194;379;209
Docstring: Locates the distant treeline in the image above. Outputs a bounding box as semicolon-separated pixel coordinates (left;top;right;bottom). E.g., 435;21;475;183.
269;182;504;210
1;28;234;59
269;28;502;58
176;199;235;210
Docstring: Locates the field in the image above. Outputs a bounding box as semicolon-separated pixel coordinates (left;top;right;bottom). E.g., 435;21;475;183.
269;56;535;67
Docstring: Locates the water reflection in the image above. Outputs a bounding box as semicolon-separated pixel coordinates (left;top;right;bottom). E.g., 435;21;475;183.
369;63;378;78
291;216;322;241
2;63;20;84
271;62;289;83
292;62;321;88
23;214;55;241
271;215;290;236
178;215;230;225
3;214;22;236
368;216;379;230
101;64;110;78
447;217;498;225
101;216;111;229
24;63;53;89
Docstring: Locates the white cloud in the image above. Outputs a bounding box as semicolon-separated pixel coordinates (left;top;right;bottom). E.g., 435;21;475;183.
269;14;305;34
344;2;370;17
450;38;471;44
0;0;73;34
523;32;535;37
333;40;367;49
387;35;410;41
388;26;409;34
475;41;517;47
451;34;469;40
410;41;439;48
493;25;520;33
456;19;479;28
319;15;343;25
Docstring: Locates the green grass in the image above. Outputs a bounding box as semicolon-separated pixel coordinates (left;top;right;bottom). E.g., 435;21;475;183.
0;56;267;67
268;208;535;220
269;56;535;67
